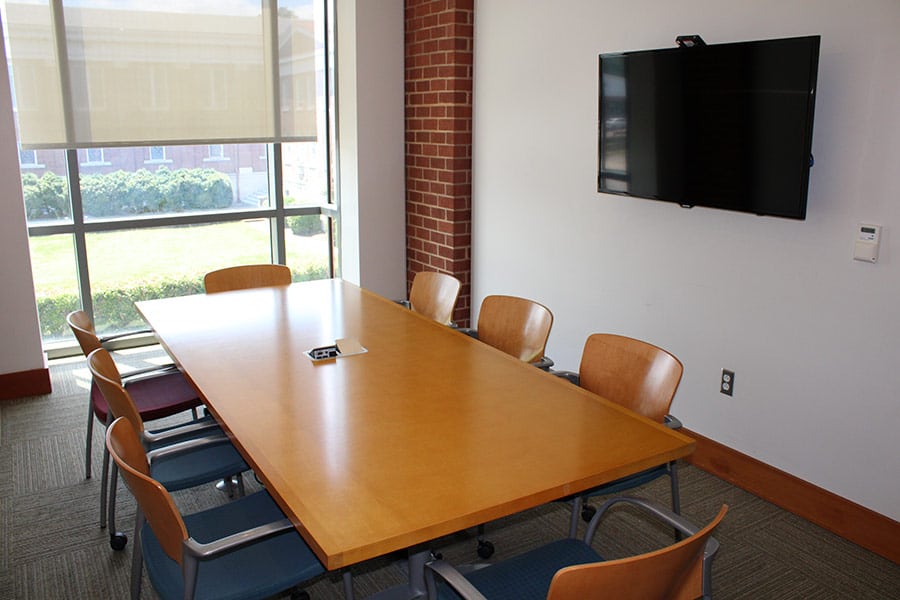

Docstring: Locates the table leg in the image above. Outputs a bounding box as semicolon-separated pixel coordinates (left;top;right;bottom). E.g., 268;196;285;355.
363;545;431;600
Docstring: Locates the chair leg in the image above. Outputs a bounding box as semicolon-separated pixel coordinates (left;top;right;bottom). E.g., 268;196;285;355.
100;445;110;529
669;461;681;514
85;401;95;479
475;523;494;559
183;554;200;600
569;496;584;538
669;461;682;541
99;412;114;528
108;462;117;534
131;511;145;600
108;462;128;550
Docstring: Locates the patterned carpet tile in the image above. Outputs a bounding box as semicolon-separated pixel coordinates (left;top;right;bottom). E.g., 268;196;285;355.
2;356;899;599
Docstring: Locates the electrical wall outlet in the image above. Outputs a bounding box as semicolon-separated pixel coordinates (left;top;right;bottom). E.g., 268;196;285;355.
720;369;735;396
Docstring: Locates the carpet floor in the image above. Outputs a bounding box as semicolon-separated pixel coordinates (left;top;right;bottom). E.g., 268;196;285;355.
1;348;898;599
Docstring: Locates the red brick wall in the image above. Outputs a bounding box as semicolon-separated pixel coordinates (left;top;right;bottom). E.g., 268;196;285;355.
405;0;474;326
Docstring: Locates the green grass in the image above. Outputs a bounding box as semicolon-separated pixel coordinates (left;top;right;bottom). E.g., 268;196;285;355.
29;220;329;296
28;220;331;339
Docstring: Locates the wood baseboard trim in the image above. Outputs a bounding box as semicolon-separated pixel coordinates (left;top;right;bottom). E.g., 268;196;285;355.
0;367;52;400
682;428;899;564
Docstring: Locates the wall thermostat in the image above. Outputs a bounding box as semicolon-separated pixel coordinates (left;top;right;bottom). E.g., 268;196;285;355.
853;223;881;263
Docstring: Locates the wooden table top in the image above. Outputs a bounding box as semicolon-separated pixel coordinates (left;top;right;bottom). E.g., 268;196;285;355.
137;279;694;570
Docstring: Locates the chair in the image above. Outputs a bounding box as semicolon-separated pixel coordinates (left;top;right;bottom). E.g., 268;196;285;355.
67;310;203;482
203;263;292;293
463;294;554;369
556;334;684;537
425;498;727;600
67;311;204;543
461;294;554;557
106;417;340;600
89;347;249;551
404;271;462;325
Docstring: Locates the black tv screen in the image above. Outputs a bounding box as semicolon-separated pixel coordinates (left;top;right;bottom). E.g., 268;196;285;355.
598;36;820;219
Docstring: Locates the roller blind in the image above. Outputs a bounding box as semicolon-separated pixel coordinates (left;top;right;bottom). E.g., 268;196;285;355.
2;0;319;149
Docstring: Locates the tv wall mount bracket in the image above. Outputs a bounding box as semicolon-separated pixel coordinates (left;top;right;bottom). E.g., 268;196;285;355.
676;35;706;48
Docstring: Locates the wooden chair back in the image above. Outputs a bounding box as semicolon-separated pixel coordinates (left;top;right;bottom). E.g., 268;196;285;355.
547;504;728;600
203;264;292;294
578;334;683;423
476;295;553;363
106;417;188;563
408;271;461;324
88;348;146;435
67;310;103;357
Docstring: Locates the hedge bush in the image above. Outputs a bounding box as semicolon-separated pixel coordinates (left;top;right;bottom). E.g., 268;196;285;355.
287;214;325;236
81;167;233;216
22;172;70;220
36;265;330;338
22;167;234;220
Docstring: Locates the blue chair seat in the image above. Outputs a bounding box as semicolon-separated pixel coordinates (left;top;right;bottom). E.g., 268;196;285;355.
143;490;325;600
438;538;602;600
150;435;248;492
107;415;249;541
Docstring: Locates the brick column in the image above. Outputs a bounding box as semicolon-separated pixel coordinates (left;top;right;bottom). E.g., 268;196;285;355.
405;0;474;326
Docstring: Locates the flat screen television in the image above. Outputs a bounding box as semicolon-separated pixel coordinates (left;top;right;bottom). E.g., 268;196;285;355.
598;35;820;219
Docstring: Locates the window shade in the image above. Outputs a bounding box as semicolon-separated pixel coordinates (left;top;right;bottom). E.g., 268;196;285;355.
2;0;319;149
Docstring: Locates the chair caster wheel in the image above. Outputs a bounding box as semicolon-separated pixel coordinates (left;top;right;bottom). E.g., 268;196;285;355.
476;540;495;559
110;532;128;551
581;505;597;523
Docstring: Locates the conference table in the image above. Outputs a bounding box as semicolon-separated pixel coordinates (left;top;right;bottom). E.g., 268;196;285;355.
136;279;694;598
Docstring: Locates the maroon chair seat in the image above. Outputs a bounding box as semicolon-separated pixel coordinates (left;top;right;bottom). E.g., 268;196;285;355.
90;370;200;425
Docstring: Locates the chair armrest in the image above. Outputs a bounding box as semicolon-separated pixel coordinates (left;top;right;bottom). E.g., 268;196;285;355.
424;559;489;600
183;518;297;560
663;414;683;429
120;363;180;384
585;496;702;541
99;328;154;345
531;356;554;370
552;370;580;385
145;433;230;462
142;418;221;446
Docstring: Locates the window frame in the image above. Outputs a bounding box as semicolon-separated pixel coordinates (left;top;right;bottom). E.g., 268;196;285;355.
29;143;338;359
20;0;340;359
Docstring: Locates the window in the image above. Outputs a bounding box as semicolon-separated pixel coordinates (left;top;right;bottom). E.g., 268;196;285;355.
81;147;107;165
11;0;338;355
207;144;226;161
147;146;168;163
19;149;38;167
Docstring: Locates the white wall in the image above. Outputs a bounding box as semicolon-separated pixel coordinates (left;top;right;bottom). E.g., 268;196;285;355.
0;17;45;376
472;0;900;519
336;0;407;300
